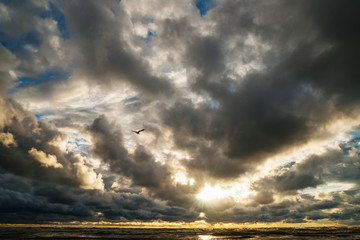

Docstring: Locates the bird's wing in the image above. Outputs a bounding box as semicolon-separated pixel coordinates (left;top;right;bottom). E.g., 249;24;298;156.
131;129;144;134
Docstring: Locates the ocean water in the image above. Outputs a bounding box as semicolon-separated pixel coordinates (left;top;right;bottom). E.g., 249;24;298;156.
1;227;360;239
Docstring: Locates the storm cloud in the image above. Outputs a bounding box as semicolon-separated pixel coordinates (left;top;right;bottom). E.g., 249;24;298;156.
161;0;360;180
1;0;360;225
62;0;175;97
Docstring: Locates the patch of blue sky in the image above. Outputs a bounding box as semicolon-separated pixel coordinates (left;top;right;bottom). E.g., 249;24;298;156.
303;182;356;195
343;130;360;152
92;104;110;114
228;82;240;94
66;135;90;155
350;138;360;152
208;98;219;109
16;71;70;87
67;140;89;155
104;0;121;16
195;0;218;16
39;2;69;39
34;113;51;122
0;31;41;53
34;113;45;120
123;96;138;103
139;30;156;43
349;130;360;139
7;71;70;95
252;61;266;72
161;68;175;74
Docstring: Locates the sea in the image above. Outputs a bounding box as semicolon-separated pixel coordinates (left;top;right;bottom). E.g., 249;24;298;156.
1;227;360;239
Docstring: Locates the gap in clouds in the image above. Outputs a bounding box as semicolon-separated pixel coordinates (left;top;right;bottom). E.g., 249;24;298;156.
195;0;218;16
40;2;70;39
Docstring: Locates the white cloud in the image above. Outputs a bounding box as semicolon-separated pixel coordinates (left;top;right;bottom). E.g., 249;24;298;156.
0;132;17;148
73;155;104;190
28;147;63;168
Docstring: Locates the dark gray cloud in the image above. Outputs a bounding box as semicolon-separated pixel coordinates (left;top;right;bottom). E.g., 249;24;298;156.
0;0;68;77
0;169;93;223
160;0;360;181
0;169;191;223
0;99;198;223
253;191;274;205
203;200;302;224
1;0;360;225
0;98;102;189
194;134;360;223
203;188;360;224
0;0;175;100
0;103;359;224
160;18;194;49
85;115;198;207
62;0;175;97
0;44;19;95
251;134;360;199
252;155;325;195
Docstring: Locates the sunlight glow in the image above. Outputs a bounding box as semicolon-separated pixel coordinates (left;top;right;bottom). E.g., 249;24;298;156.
173;172;194;185
196;184;232;201
195;181;254;203
199;212;206;218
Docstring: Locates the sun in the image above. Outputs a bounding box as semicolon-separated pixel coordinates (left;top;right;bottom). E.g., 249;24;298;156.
196;181;254;203
196;184;232;201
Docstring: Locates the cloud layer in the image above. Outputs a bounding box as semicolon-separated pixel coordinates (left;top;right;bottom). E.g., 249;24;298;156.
1;0;360;225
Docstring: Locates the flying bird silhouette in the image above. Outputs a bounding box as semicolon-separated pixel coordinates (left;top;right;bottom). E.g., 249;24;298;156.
132;129;145;134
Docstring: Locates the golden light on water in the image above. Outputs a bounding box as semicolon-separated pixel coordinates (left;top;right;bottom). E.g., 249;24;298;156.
0;219;347;229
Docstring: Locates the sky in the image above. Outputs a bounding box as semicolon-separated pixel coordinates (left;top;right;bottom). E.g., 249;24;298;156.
1;0;360;226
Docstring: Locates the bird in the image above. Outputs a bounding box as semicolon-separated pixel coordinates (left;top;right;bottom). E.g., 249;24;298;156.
132;129;145;134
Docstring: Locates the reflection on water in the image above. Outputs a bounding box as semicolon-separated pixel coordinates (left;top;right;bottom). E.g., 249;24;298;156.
1;227;360;239
198;235;214;240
